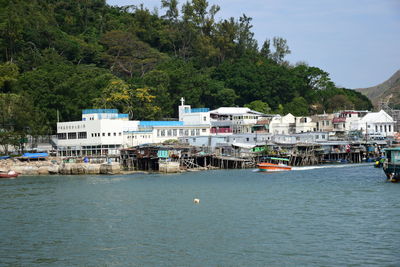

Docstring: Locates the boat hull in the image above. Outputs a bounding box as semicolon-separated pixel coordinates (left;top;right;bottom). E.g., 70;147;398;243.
0;173;19;178
257;163;292;172
383;164;400;182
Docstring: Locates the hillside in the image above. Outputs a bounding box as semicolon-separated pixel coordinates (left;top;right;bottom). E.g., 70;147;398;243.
0;0;372;137
356;70;400;109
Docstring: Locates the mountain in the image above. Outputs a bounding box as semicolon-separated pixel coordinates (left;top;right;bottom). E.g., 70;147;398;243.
356;70;400;109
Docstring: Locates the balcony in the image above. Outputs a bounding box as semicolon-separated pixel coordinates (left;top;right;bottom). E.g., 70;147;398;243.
211;128;233;134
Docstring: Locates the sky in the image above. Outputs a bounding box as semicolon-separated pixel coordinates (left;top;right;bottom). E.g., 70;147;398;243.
107;0;400;89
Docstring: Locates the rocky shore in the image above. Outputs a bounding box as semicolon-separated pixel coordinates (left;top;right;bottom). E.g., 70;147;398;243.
0;158;121;175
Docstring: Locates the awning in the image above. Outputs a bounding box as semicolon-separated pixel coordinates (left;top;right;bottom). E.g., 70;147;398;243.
231;143;256;149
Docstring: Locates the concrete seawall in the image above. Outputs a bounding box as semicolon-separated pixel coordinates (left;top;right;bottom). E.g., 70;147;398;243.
0;159;121;175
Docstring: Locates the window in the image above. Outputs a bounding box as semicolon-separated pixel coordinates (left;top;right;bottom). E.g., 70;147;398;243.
68;132;77;139
203;116;207;121
184;129;189;136
376;125;378;132
114;132;116;136
179;129;184;136
195;129;200;136
102;133;105;136
157;130;160;137
173;129;177;136
202;128;206;133
246;138;249;142
78;132;87;139
58;133;67;140
384;125;387;132
119;132;122;136
161;130;165;136
108;133;111;136
389;125;391;132
167;129;172;136
190;129;195;136
380;125;383;132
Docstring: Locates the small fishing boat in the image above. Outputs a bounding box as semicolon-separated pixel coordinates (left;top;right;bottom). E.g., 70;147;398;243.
383;147;400;182
0;170;19;179
257;157;292;172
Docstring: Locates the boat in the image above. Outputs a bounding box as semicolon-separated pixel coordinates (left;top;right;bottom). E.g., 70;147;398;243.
0;170;19;179
374;157;385;168
257;157;292;172
383;147;400;182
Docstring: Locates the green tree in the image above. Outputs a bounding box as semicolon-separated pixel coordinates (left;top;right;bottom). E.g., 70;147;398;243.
245;100;271;114
284;97;308;116
272;37;291;63
0;61;19;92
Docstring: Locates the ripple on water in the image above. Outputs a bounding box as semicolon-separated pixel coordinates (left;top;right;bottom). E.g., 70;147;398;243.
0;165;399;266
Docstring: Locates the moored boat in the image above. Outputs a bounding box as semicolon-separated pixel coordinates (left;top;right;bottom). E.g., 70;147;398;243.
257;157;292;172
0;170;19;179
383;147;400;182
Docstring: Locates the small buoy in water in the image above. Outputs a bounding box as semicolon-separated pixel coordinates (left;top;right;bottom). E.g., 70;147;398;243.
193;198;200;204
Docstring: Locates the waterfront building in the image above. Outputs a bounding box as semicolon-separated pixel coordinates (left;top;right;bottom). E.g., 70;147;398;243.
56;109;210;156
352;110;396;138
269;113;296;134
311;113;335;132
295;116;317;133
332;111;362;133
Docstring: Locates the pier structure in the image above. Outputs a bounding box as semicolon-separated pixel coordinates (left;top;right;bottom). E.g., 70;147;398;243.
120;140;387;172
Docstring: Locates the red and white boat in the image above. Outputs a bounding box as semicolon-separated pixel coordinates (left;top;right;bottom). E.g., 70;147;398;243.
0;170;19;178
257;157;292;172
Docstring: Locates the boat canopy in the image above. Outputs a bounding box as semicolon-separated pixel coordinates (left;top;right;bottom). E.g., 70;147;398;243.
262;156;289;162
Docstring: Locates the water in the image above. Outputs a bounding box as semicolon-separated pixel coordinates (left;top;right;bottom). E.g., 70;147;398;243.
1;165;399;266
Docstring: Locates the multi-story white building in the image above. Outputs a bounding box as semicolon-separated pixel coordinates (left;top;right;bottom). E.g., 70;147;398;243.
56;108;210;156
209;107;266;134
269;113;296;134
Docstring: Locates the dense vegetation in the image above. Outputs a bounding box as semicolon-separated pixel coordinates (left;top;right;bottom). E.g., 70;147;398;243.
0;0;372;142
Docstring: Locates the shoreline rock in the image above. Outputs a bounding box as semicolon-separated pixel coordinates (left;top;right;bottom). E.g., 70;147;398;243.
0;158;121;175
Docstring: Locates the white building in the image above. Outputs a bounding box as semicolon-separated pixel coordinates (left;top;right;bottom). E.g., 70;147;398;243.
56;108;210;156
269;113;295;134
295;116;317;133
353;110;395;138
332;111;363;133
209;107;266;134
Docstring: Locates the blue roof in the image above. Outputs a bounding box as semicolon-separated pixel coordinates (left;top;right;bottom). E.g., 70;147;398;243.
139;121;184;127
83;109;118;114
188;108;210;113
22;153;48;158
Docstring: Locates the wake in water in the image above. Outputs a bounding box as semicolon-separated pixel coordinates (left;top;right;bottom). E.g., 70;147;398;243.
292;163;371;171
253;163;371;172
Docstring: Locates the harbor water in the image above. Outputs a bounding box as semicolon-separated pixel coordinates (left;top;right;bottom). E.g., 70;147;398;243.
1;164;399;266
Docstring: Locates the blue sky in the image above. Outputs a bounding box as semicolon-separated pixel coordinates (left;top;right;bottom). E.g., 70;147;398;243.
107;0;400;89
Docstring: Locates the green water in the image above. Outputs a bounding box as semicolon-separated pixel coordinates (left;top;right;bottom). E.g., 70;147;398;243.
0;164;399;266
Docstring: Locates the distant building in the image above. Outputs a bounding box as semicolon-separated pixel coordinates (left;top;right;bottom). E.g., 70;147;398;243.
353;110;395;138
56;108;210;157
311;113;335;132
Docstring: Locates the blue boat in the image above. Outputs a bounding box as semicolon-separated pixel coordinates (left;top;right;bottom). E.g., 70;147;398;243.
383;147;400;182
21;152;48;159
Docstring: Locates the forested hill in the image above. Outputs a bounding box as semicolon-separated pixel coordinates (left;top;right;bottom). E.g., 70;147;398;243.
0;0;372;136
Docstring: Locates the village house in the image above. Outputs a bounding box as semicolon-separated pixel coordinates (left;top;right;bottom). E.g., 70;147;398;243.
352;110;396;138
